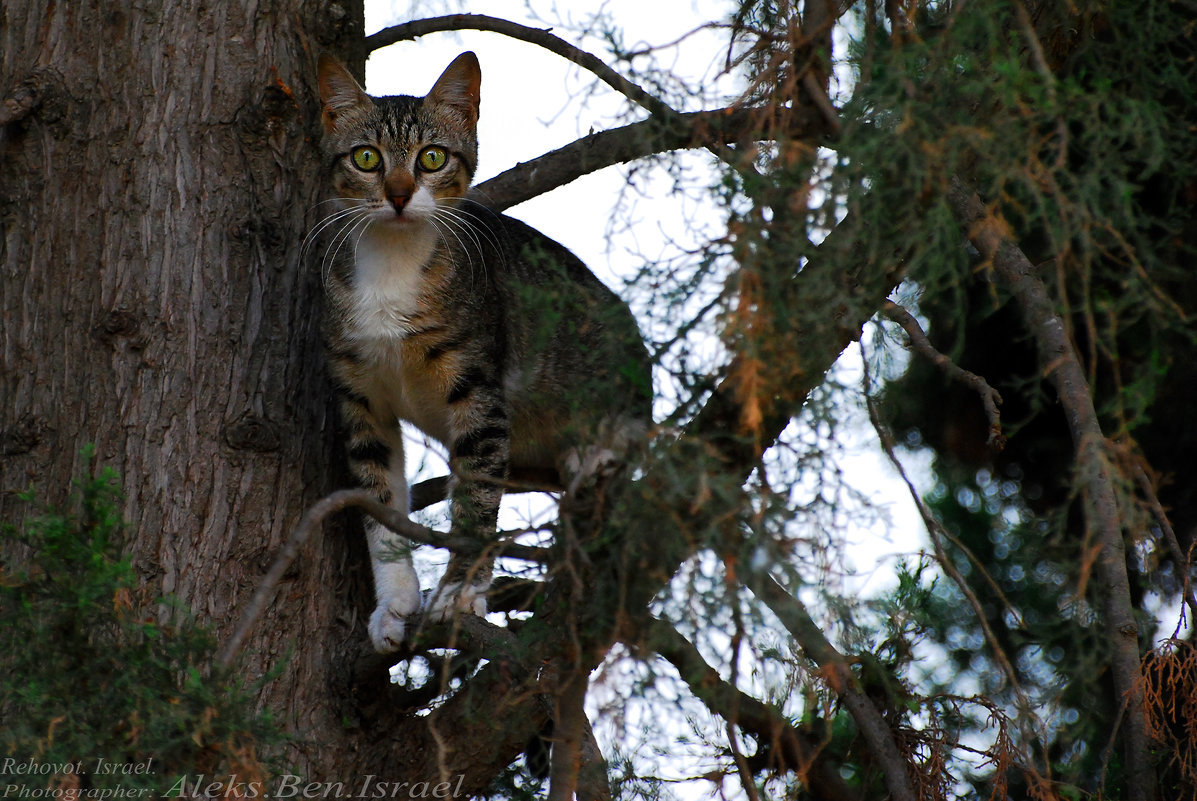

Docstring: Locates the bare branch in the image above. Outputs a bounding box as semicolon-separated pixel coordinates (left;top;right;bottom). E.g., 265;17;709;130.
367;15;837;214
409;475;451;513
883;301;1005;449
364;14;678;119
471;104;829;212
946;175;1155;801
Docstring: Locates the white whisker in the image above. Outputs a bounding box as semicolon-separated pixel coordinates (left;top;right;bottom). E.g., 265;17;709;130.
318;208;371;288
332;213;377;285
350;209;378;266
432;209;482;259
429;215;478;285
432;201;507;287
435;207;488;256
443;199;505;254
303;205;363;262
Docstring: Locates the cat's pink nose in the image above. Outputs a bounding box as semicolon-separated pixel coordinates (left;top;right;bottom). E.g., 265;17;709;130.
384;170;415;214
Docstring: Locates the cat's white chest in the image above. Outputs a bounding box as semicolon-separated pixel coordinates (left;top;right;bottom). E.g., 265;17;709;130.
347;224;437;342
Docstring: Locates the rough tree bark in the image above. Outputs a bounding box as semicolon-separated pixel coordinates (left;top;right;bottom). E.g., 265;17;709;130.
0;0;374;778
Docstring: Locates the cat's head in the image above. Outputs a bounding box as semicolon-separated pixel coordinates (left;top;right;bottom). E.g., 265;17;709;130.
316;53;481;229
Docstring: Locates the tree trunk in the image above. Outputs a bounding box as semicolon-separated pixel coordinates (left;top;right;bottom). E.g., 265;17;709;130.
1;0;371;778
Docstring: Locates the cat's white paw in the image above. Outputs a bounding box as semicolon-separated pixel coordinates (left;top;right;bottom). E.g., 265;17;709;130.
424;580;489;624
368;588;422;653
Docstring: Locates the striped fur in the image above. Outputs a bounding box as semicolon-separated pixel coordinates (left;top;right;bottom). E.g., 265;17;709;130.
315;53;652;652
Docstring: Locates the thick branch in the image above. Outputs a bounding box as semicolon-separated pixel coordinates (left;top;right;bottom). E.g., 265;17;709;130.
946;176;1154;801
365;14;677;118
546;667;594;801
409;465;561;512
577;719;610;801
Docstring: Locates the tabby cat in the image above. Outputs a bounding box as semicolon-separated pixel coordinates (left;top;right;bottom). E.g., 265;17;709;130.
315;53;652;653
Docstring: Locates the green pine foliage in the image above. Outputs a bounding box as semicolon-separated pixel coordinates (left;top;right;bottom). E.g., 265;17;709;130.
0;454;281;795
835;0;1197;395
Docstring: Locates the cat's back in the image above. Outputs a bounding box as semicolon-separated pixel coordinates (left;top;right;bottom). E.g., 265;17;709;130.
448;201;652;417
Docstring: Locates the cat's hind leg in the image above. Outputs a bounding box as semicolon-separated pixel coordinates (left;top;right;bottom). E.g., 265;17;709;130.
560;415;648;493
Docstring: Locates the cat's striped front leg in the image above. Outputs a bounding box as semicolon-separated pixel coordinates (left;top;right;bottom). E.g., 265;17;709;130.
426;377;510;622
341;393;421;652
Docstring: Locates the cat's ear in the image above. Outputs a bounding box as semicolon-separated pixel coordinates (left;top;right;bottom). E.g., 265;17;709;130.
317;55;372;132
426;52;481;126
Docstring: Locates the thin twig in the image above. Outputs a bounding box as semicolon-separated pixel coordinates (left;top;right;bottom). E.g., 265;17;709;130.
860;348;1054;780
725;579;761;801
883;301;1005;449
1131;464;1197;631
619;22;734;59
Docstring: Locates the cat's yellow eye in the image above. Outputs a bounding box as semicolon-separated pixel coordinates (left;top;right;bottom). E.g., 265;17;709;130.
418;146;448;172
351;146;382;172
